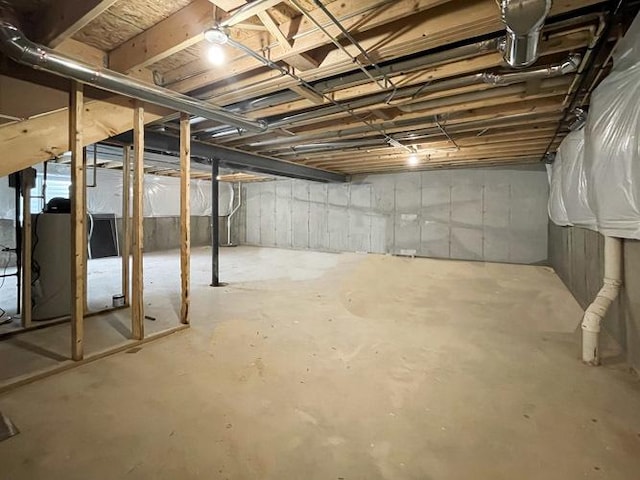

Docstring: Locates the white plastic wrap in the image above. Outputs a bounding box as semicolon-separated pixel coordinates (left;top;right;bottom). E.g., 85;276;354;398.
0;163;232;219
559;129;596;229
548;151;570;226
584;13;640;238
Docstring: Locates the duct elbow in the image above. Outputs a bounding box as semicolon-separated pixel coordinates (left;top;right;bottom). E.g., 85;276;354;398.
500;0;552;68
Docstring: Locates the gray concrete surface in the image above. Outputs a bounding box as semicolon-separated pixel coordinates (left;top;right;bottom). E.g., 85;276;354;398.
549;223;640;372
1;246;640;479
237;165;549;264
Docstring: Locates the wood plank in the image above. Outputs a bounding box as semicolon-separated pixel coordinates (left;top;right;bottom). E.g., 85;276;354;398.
180;113;191;325
131;103;145;341
70;81;85;361
109;0;216;73
56;38;107;66
258;10;291;49
122;146;131;306
21;173;32;329
208;0;247;11
225;0;283;25
166;0;598;93
0;98;170;177
36;0;119;47
289;84;325;104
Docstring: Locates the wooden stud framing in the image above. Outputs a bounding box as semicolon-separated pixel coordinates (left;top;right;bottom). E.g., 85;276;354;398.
180;113;191;325
122;146;131;306
131;103;145;341
70;81;85;361
20;174;32;329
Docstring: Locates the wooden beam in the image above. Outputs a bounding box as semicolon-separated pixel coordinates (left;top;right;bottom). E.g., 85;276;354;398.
258;10;291;49
0;98;170;177
70;81;85;361
166;0;599;93
180;113;191;325
131;103;145;341
109;0;216;73
225;0;283;25
207;0;247;11
21;172;32;329
289;84;325;104
122;146;131;306
36;0;118;48
56;39;107;66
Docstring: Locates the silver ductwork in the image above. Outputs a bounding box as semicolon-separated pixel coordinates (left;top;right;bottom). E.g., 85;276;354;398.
482;54;581;85
0;19;267;133
500;0;552;68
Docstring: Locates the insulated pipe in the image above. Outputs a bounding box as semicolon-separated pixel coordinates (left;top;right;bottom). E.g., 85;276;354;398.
500;0;552;68
0;19;267;133
581;236;622;365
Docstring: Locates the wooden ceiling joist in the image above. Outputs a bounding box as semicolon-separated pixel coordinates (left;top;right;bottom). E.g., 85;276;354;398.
108;0;216;73
35;0;119;48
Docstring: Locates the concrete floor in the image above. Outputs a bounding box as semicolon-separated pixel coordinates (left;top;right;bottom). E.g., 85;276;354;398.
1;246;640;479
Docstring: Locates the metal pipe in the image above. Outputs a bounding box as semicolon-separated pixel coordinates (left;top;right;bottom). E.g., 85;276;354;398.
226;182;242;246
219;0;278;27
541;0;625;160
0;19;267;133
201;37;501;112
258;55;578;128
249;109;562;150
500;0;552;68
289;0;391;91
397;77;568;113
224;35;414;152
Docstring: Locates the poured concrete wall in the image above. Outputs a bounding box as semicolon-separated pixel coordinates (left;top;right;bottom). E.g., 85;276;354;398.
236;165;549;264
548;223;640;371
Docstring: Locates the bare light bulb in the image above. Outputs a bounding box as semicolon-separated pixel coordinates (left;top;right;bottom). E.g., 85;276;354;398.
207;44;225;66
408;154;419;166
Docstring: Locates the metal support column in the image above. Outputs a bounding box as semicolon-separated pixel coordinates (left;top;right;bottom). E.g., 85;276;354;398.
211;159;220;287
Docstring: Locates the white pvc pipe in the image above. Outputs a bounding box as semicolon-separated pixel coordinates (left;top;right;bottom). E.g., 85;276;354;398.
581;236;622;365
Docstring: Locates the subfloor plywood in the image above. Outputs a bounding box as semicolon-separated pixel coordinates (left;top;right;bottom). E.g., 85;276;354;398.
1;247;640;479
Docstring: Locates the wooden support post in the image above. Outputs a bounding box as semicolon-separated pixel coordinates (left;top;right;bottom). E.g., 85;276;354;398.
122;146;131;306
20;174;32;329
179;113;191;325
70;81;85;361
131;103;145;340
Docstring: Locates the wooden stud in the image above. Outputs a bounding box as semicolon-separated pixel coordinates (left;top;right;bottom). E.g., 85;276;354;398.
131;102;145;341
70;81;85;361
180;113;191;325
122;146;131;306
20;173;32;329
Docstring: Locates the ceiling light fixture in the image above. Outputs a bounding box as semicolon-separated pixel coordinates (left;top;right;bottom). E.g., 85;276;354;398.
408;154;419;166
207;44;226;66
204;27;229;45
204;27;229;66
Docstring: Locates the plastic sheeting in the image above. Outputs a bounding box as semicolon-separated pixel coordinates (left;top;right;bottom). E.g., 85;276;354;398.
0;163;234;219
584;12;640;238
560;129;597;229
549;12;640;239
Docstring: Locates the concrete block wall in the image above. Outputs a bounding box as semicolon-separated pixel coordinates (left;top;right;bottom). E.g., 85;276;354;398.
236;165;549;264
549;223;640;371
